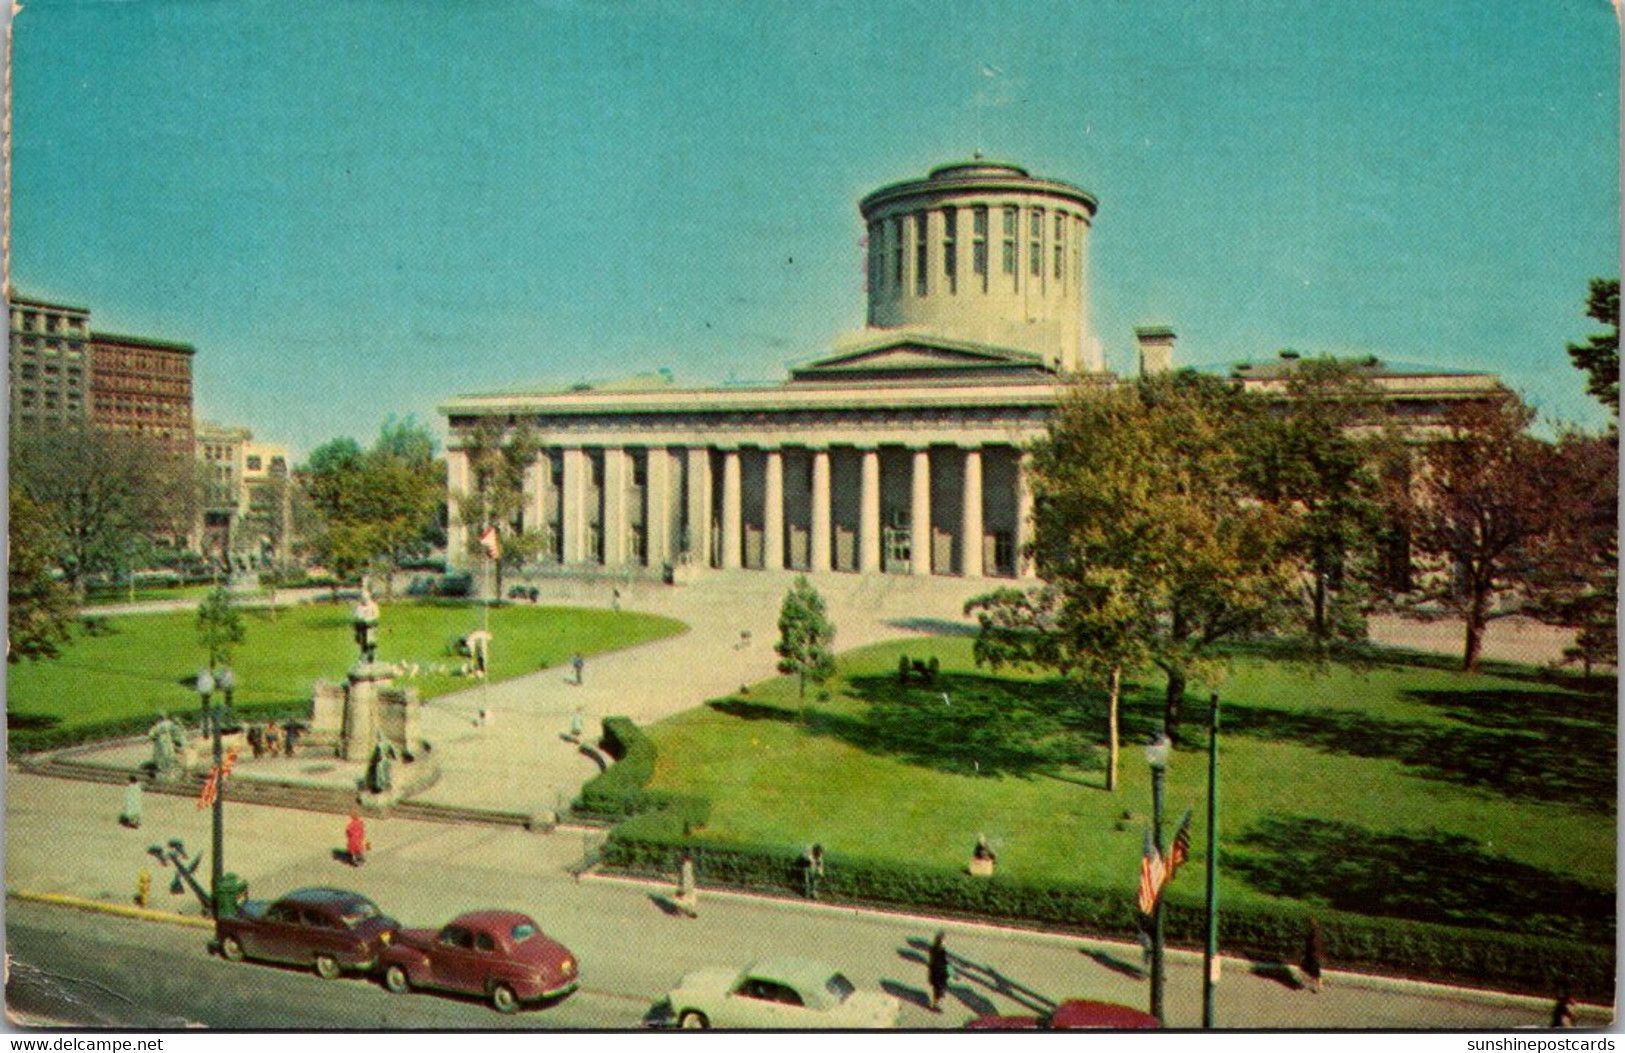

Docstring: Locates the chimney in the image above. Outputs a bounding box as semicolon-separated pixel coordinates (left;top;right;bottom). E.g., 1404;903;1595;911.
1135;326;1176;377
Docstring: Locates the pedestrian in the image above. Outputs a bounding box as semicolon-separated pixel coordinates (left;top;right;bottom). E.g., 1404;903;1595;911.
674;852;698;918
118;775;144;829
926;930;950;1012
572;652;586;685
346;814;368;866
263;723;280;757
1551;986;1577;1028
802;843;825;900
570;707;585;740
611;588;621;612
283;722;300;757
247;723;264;760
1301;917;1324;993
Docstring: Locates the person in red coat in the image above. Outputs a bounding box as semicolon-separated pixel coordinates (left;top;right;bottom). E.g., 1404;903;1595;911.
346;814;368;866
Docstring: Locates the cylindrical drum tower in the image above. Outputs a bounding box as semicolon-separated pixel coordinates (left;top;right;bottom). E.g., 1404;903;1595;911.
859;160;1099;373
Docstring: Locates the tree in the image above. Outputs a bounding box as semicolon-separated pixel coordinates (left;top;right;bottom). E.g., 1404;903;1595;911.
1519;431;1618;675
775;575;836;702
1566;278;1619;416
11;426;196;596
1390;396;1573;672
7;485;76;662
301;421;444;592
456;418;541;595
1245;358;1393;645
984;373;1300;738
196;587;246;667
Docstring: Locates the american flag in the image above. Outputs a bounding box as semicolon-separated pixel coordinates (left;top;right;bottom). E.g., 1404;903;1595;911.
1165;810;1194;884
1137;827;1165;914
197;769;219;810
480;526;502;560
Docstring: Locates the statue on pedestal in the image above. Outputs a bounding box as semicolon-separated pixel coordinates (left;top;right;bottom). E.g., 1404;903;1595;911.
367;737;400;794
353;587;381;665
148;712;185;780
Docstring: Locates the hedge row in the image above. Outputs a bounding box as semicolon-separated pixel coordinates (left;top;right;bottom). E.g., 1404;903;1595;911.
578;717;1614;999
571;716;709;830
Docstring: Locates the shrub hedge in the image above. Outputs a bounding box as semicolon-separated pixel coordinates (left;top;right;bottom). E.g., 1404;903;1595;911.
578;716;1614;998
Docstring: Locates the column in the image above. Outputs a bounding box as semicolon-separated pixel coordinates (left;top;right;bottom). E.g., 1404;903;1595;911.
686;446;712;568
763;448;784;571
445;447;470;567
646;447;671;568
858;447;881;574
603;446;628;567
721;449;743;570
910;447;932;575
810;448;832;573
562;446;587;564
961;446;984;577
1016;450;1037;579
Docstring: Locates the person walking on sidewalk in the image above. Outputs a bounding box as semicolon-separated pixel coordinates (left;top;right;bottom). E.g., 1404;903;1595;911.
572;653;586;685
674;852;698;918
346;814;369;867
927;931;950;1012
1301;917;1324;993
1551;986;1577;1028
801;843;825;900
118;775;144;829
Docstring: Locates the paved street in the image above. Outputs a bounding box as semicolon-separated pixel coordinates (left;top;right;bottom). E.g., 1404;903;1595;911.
4;773;1603;1030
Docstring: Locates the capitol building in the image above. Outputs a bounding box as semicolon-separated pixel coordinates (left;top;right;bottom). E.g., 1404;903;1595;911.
440;160;1500;581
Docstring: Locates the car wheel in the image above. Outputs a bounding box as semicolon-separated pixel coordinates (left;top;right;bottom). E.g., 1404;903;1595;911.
383;964;410;994
314;954;342;981
679;1010;710;1029
490;983;519;1014
219;936;245;963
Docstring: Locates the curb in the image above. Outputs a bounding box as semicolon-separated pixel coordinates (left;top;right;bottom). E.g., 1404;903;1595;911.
9;891;214;930
578;871;1608;1019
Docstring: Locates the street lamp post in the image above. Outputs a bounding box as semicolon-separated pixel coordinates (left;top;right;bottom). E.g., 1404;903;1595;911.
194;668;215;735
1145;731;1171;1026
195;674;224;918
1203;693;1221;1029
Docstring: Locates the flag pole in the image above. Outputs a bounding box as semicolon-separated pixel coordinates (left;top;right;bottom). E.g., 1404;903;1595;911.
1202;693;1221;1028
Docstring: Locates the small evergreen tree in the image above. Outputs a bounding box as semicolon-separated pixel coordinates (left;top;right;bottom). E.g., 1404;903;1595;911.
775;576;836;702
196;587;246;667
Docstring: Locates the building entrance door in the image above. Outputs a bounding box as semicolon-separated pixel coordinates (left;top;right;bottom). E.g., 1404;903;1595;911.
882;525;911;573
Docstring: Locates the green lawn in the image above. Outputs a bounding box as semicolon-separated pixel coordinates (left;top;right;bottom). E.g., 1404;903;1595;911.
8;601;686;731
82;584;221;605
646;637;1616;945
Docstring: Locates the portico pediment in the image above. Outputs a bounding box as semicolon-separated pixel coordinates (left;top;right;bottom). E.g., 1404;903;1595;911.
790;332;1050;382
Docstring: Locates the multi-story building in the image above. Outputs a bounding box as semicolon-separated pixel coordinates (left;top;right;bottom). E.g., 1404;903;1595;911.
8;294;93;431
88;330;196;453
195;422;291;567
438;158;1504;583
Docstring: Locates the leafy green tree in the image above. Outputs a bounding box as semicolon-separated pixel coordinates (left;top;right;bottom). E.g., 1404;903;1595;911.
10;426;196;596
990;373;1299;737
1245;358;1393;645
7;486;76;662
196;587;246;667
1519;431;1618;676
301;421;443;592
456;418;541;595
775;575;836;702
1566;278;1619;417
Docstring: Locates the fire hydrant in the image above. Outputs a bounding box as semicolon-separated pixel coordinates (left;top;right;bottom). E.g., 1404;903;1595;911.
135;870;151;908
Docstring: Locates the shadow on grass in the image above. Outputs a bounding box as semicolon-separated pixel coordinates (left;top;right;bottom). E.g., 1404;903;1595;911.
6;713;60;730
711;671;1135;778
1223;692;1616;811
1228;815;1615;944
1222;638;1617;695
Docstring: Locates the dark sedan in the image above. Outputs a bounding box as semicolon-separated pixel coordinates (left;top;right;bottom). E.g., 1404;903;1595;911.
216;887;399;981
378;910;579;1013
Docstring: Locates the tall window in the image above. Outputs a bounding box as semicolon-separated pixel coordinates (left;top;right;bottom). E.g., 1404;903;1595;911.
867;221;882;300
1054;211;1067;284
914;212;929;296
1029;208;1043;279
972;207;989;288
942;209;957;294
892;217;904;289
1001;207;1018;280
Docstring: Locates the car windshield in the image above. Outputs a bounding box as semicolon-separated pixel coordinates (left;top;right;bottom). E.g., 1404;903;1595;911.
335;900;379;926
511;923;536;942
825;973;855;1003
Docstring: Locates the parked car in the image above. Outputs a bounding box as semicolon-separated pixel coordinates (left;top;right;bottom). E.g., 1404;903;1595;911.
216;887;399;980
378;910;579;1013
665;956;900;1029
966;999;1161;1030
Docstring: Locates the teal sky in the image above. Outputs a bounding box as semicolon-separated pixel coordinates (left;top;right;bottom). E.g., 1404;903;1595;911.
12;1;1620;457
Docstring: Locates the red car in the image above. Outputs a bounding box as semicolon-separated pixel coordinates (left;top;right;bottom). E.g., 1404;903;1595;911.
378;910;580;1013
216;887;399;980
967;999;1161;1030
